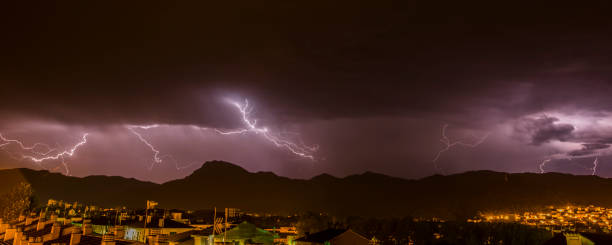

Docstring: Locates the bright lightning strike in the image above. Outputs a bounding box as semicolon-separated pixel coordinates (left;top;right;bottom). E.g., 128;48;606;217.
0;132;89;175
592;156;599;176
539;159;551;174
126;125;197;171
126;98;317;170
539;153;603;175
432;124;490;172
217;99;318;159
0;133;56;155
21;134;89;163
127;125;163;165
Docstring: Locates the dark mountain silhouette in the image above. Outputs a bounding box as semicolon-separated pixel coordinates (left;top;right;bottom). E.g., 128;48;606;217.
1;161;612;219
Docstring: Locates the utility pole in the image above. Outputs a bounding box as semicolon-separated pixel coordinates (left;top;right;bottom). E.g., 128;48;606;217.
224;208;228;243
144;201;148;243
213;207;217;241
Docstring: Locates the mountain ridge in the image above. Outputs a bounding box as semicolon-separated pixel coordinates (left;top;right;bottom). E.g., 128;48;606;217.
1;161;611;219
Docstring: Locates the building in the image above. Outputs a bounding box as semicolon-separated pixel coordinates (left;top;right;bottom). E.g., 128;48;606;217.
543;232;612;245
42;227;141;245
264;227;298;245
225;209;241;219
47;200;58;207
123;219;195;242
167;222;272;245
0;213;142;245
292;229;369;245
214;222;273;245
167;227;214;245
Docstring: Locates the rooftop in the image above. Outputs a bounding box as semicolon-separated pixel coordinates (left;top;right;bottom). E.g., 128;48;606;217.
293;229;348;243
168;227;214;243
43;234;137;245
122;219;193;229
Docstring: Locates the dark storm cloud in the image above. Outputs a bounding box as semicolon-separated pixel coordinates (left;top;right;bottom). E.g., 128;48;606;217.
515;116;575;145
1;1;612;127
4;1;612;180
568;143;610;157
582;143;610;151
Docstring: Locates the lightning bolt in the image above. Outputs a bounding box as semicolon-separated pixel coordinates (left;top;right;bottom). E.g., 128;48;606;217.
539;153;603;175
0;132;88;175
127;125;163;165
592;156;599;176
0;133;56;155
432;124;490;172
539;159;551;174
60;156;70;176
126;98;317;170
216;99;318;159
21;134;88;163
126;125;197;171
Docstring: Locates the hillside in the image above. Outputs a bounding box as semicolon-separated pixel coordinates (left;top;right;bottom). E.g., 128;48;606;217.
1;161;612;219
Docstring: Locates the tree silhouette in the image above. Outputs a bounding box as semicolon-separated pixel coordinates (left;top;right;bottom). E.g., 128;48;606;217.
0;182;34;221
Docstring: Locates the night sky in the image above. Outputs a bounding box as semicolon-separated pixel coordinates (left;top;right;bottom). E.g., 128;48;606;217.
2;2;612;183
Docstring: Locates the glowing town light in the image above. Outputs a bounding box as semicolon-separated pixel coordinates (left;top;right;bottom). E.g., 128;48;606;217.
216;99;318;159
432;124;490;172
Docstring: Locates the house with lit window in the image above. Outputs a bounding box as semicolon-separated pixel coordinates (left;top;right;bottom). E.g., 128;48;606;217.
213;222;273;245
0;214;142;245
123;219;195;242
167;222;272;245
